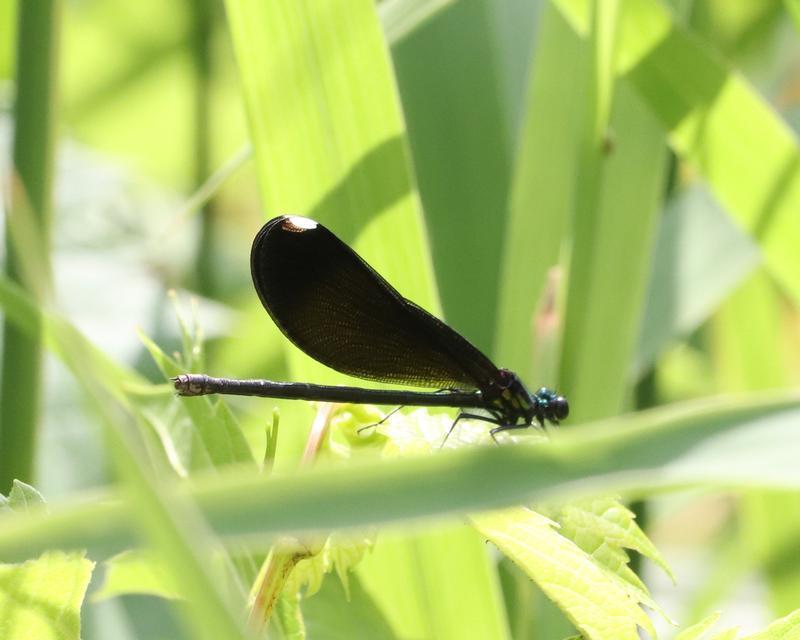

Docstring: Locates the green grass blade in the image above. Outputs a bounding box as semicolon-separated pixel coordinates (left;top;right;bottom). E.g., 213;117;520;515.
710;272;800;619
56;332;251;640
557;0;800;306
165;0;457;233
172;143;253;225
1;0;59;489
357;527;511;639
379;0;458;43
3;391;800;564
0;2;16;78
189;0;217;297
635;187;760;377
224;2;506;636
554;0;615;401
549;0;668;421
392;0;520;350
225;0;439;385
0;278;249;636
560;83;667;420
589;0;620;138
301;572;395;638
712;271;787;391
495;1;584;378
786;0;800;31
740;490;800;619
188;393;800;535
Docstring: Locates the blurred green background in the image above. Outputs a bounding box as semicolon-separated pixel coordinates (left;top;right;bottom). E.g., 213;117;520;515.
2;0;800;638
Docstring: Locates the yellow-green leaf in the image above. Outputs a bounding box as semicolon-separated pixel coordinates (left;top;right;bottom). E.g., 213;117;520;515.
0;551;94;640
472;507;655;640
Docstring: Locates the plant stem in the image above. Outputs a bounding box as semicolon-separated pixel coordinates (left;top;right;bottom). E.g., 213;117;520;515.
0;0;60;490
190;0;217;297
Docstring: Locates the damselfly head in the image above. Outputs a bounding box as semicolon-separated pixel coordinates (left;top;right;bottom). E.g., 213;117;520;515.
533;387;569;424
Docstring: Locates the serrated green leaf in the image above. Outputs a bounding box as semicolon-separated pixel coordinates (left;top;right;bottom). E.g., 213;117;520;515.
162;291;206;372
549;498;673;624
137;402;193;478
6;480;46;513
0;551;94;640
212;400;257;468
93;549;180;601
744;608;800;639
472;507;655;640
249;542;325;631
139;326;256;471
675;612;722;640
557;497;674;583
327;535;374;599
286;532;374;599
137;326;183;377
381;414;671;629
711;630;741;640
285;546;326;601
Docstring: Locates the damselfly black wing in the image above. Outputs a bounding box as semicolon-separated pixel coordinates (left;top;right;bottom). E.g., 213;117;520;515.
250;216;501;391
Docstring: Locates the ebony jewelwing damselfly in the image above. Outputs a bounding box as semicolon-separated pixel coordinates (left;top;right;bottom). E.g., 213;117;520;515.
173;215;568;441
